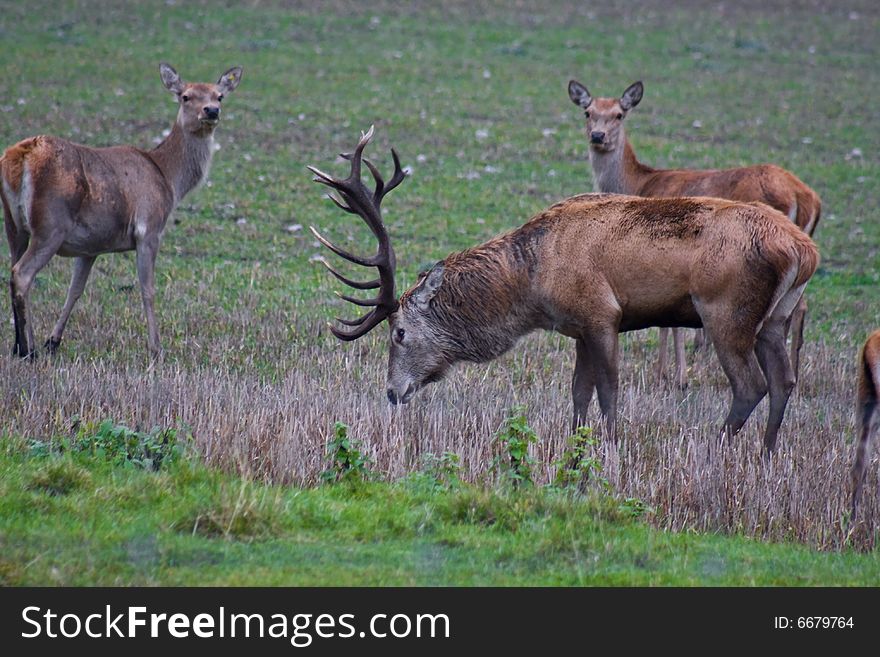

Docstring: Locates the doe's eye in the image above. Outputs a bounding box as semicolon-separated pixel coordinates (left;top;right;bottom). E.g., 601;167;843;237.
584;111;591;119
396;328;406;341
218;94;224;102
181;94;190;103
616;113;623;120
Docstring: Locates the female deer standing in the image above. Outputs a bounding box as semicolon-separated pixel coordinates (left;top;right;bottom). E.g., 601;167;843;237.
1;63;242;358
568;80;821;388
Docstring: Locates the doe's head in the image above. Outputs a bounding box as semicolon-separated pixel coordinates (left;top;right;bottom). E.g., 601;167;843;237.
568;80;643;152
160;63;243;135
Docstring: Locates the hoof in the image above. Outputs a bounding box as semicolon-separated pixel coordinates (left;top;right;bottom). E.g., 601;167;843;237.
14;346;36;360
44;337;61;355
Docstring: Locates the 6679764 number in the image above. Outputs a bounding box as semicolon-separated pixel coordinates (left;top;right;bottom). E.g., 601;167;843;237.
774;617;854;629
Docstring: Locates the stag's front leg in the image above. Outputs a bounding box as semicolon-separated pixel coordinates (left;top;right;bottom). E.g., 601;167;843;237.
46;255;97;354
136;235;161;358
571;338;596;432
583;329;620;440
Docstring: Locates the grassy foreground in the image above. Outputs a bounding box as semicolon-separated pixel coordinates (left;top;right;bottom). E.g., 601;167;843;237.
1;434;879;586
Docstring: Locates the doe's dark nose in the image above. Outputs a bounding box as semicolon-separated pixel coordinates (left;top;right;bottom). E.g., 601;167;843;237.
590;131;605;144
387;389;399;405
204;106;220;120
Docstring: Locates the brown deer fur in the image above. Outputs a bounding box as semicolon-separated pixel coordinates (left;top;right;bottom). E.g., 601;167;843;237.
851;330;880;520
568;80;821;387
1;63;242;358
312;131;820;454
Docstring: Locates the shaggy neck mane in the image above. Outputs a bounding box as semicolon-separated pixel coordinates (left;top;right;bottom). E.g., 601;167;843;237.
420;216;555;363
148;121;214;205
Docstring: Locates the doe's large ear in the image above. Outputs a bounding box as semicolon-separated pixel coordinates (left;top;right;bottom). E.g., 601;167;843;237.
619;81;643;111
159;63;185;95
412;264;444;310
568;80;593;109
217;66;243;95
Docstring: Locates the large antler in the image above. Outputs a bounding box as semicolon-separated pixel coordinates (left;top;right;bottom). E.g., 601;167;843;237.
308;126;405;341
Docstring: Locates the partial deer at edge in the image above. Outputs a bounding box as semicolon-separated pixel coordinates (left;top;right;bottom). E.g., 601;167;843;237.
568;80;821;388
1;63;242;358
851;329;880;521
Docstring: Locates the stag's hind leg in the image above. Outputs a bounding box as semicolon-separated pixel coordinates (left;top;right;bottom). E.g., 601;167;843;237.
786;295;808;380
702;310;767;440
754;320;796;454
46;255;97;354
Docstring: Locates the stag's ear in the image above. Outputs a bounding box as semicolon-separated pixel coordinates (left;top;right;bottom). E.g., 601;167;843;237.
568;80;592;109
413;264;444;310
619;81;643;111
159;63;185;95
217;66;243;95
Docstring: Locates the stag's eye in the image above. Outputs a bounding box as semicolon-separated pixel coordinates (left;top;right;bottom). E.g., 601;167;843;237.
396;328;406;342
218;94;224;102
181;94;190;103
616;113;623;120
584;111;591;119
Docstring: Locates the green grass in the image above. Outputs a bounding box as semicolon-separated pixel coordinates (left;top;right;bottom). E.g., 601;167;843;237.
2;438;879;586
1;1;879;583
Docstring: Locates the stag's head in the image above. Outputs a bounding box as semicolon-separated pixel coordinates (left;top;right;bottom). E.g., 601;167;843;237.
309;127;455;405
160;63;243;136
568;80;642;152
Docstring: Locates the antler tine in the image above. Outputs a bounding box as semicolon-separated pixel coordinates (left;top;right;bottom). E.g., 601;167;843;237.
335;313;373;327
363;157;386;200
344;125;375;185
326;192;356;214
318;258;380;290
382;148;407;198
307;164;340;186
309;226;374;267
329;312;388;342
336;292;381;307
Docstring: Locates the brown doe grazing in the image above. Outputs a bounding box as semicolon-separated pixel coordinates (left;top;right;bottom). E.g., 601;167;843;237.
310;127;819;453
850;330;880;520
568;80;821;388
1;63;242;358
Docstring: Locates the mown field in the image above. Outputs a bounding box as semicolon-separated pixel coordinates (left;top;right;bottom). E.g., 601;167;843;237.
1;0;879;584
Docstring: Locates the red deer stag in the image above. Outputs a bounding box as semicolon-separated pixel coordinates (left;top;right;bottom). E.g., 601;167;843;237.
310;127;819;453
1;62;242;358
851;330;880;520
568;80;821;388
